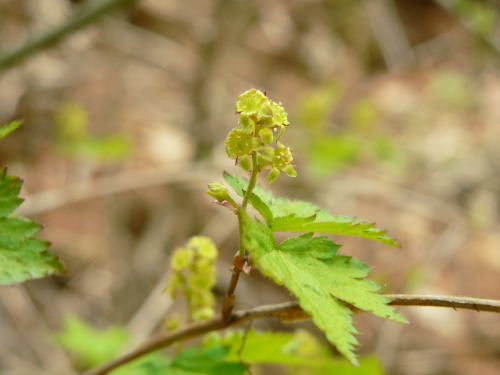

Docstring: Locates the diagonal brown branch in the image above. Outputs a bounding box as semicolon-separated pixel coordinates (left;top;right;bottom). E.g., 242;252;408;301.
0;0;137;71
82;294;500;375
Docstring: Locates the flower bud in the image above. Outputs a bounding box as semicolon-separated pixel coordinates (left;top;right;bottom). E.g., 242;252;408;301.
238;154;252;171
224;128;258;159
256;152;272;167
239;113;255;133
193;307;215;321
207;182;230;202
267;167;280;184
171;248;194;270
260;102;273;118
188;236;218;261
283;164;298;177
259;127;274;144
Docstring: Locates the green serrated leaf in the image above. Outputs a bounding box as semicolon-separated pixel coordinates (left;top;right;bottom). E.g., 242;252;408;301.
223;171;245;196
248;193;273;222
241;216;406;364
223;172;274;203
278;233;340;260
271;214;399;247
224;172;399;247
0;169;65;285
0;120;22;139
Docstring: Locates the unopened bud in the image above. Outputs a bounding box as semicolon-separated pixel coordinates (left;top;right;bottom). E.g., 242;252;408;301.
171;248;194;270
239;113;255;133
238;154;252;171
267;167;280;184
259;127;274;144
207;182;230;202
283;164;298;177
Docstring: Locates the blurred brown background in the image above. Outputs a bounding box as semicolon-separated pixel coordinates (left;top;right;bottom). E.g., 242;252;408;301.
1;0;500;374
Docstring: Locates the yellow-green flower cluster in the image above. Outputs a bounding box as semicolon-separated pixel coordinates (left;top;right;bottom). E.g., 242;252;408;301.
166;236;218;322
224;89;297;183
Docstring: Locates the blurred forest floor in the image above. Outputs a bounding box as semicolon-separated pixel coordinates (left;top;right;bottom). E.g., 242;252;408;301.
1;0;500;374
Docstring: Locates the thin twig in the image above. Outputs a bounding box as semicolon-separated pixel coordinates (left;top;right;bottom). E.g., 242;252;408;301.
17;166;213;216
82;294;500;375
0;0;137;71
221;254;244;322
363;0;415;70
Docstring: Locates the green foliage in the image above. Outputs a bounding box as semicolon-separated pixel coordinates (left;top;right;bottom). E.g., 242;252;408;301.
0;120;22;139
206;330;385;374
294;86;401;176
168;345;246;375
223;172;399;247
54;316;244;375
240;215;406;364
307;134;361;175
112;355;171;375
54;102;132;161
429;70;473;108
166;236;218;322
0;169;65;285
295;83;341;132
54;315;128;369
114;346;245;375
454;0;497;36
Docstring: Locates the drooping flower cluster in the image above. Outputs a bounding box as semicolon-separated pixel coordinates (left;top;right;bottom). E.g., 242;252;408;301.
166;236;218;323
224;89;297;183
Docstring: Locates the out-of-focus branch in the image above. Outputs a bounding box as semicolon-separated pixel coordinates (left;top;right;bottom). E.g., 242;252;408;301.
0;0;137;71
433;0;500;54
82;294;500;375
18;166;214;216
363;0;415;70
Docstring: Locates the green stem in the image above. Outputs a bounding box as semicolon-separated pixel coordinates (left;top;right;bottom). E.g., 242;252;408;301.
238;151;258;257
240;152;258;211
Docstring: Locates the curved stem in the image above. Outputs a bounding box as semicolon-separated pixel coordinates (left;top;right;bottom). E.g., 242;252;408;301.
83;294;500;375
0;0;137;71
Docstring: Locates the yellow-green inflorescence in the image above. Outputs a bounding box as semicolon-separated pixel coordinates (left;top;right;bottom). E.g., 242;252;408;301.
224;89;297;184
166;236;218;324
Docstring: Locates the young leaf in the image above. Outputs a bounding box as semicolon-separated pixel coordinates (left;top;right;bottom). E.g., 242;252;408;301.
224;172;399;247
0;169;65;285
0;120;22;139
278;233;340;260
271;208;400;248
54;315;128;368
223;171;275;203
241;216;406;364
206;330;385;374
170;345;246;375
